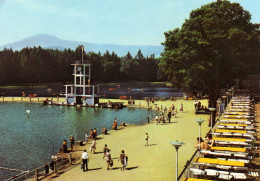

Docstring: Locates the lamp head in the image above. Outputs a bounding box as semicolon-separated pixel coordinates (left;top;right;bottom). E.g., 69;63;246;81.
209;108;216;112
195;118;205;124
170;140;185;149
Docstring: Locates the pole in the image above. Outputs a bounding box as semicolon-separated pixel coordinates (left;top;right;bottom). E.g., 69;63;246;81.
199;123;201;150
81;45;83;64
210;112;213;131
227;95;229;104
176;148;179;181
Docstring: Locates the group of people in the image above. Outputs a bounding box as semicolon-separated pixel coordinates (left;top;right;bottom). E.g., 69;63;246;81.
194;100;208;111
194;134;215;157
90;128;98;139
155;103;184;124
81;143;128;171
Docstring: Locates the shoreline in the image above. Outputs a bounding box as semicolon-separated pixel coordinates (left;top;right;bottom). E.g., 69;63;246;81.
1;97;210;180
37;99;210;181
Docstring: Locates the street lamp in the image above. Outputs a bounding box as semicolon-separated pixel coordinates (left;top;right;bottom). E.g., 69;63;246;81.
195;119;205;150
216;99;222;118
222;96;227;108
231;87;235;98
226;91;231;104
170;140;185;181
208;108;216;131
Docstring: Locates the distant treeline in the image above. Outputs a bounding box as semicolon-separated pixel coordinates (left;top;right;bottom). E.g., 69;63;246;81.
0;46;161;84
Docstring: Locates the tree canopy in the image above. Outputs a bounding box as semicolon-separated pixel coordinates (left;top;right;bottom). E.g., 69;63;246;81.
159;0;259;108
0;47;159;84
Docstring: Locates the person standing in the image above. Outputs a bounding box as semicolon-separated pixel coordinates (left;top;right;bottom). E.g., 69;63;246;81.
180;103;183;112
168;108;172;123
85;132;88;144
145;133;149;146
93;128;97;139
70;135;75;151
90;129;94;139
81;150;89;172
164;106;167;114
174;108;178;118
147;116;150;124
194;101;197;110
63;140;67;153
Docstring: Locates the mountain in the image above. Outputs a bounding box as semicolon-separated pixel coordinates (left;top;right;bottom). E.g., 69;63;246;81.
0;34;163;57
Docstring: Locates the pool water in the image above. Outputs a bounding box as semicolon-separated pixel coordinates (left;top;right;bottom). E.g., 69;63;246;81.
0;102;154;180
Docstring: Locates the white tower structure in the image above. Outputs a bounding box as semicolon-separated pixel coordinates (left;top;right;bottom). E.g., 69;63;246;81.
64;60;100;105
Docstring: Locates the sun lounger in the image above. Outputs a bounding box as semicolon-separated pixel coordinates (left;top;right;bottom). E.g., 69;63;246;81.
194;157;245;167
230;172;247;179
190;168;205;176
218;174;233;180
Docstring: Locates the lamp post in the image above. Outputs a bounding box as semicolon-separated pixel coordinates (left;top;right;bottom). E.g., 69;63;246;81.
231;87;235;98
216;99;222;118
195;119;205;150
226;91;231;104
208;108;216;131
170;140;185;181
222;96;227;108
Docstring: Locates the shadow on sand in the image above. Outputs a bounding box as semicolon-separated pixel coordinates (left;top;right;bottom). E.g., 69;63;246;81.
126;166;139;170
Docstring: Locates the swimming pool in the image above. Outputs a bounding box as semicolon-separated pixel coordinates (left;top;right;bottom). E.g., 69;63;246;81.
0;102;154;180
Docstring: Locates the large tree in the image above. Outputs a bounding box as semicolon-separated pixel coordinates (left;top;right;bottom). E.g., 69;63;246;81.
159;0;259;125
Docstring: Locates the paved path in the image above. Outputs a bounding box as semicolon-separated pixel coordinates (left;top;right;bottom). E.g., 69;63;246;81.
42;99;210;181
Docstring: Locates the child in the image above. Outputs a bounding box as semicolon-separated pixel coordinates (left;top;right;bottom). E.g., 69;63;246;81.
145;133;149;146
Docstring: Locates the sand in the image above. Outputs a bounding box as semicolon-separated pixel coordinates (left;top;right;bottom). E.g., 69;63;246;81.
38;99;210;181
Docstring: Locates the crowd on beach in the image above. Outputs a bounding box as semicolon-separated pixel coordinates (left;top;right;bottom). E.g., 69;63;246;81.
59;100;187;174
154;103;184;124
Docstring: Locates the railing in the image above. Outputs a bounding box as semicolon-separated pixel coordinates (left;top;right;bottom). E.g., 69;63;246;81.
7;154;72;181
178;103;225;180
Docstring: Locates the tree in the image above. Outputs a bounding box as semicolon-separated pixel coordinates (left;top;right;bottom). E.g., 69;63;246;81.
159;0;259;126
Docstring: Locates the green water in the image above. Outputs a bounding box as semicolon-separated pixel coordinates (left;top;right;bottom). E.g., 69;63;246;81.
0;102;154;180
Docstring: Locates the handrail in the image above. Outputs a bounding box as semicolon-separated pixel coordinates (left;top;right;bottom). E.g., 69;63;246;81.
178;109;224;180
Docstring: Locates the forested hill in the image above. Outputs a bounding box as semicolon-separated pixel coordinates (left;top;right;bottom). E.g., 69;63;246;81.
0;46;161;84
0;34;163;57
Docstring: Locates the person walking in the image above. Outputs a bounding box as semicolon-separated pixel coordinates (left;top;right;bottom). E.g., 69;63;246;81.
81;150;89;172
89;139;96;153
70;135;75;151
145;133;149;146
103;144;110;159
119;150;128;171
105;150;112;170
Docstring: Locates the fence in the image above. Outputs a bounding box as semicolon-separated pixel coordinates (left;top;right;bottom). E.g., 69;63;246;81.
7;154;72;181
178;96;228;180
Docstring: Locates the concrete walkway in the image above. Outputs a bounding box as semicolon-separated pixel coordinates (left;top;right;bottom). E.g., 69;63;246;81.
41;99;210;181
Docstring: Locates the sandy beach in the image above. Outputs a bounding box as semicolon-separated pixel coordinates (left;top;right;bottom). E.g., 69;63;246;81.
36;98;210;181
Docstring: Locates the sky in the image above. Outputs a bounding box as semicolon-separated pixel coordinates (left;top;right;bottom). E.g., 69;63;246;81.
0;0;259;46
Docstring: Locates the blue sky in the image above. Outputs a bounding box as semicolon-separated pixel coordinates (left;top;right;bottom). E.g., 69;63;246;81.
0;0;259;46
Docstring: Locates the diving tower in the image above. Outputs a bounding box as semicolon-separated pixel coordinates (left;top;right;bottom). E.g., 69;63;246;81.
64;60;100;105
